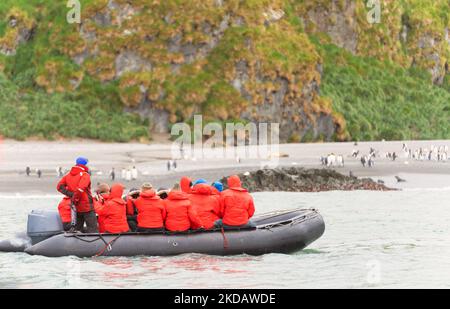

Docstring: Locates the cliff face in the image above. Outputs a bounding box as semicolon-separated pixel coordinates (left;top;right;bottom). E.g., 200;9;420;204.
299;0;450;85
63;0;342;141
0;0;449;142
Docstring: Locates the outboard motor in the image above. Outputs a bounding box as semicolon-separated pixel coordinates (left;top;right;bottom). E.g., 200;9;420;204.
27;210;63;245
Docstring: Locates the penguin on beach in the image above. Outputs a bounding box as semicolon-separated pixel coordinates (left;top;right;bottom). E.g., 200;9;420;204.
395;176;406;183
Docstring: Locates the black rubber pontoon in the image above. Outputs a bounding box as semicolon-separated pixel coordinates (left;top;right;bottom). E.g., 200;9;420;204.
23;209;325;258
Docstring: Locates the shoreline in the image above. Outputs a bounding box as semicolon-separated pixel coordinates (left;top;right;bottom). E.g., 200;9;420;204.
0;139;449;194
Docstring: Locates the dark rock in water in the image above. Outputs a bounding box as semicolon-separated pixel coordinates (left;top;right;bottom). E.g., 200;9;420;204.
221;167;396;193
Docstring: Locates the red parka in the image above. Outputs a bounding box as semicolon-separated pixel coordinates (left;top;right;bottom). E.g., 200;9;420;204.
180;176;192;194
189;184;221;229
94;193;109;233
164;190;201;232
95;184;129;233
58;197;72;223
221;175;255;226
134;190;166;229
57;165;92;213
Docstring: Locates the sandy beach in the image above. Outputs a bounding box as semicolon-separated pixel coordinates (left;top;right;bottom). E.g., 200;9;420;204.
0;139;449;194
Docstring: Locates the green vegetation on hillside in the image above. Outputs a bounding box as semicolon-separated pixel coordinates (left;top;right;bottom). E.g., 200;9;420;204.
0;0;449;142
318;43;450;141
0;73;148;141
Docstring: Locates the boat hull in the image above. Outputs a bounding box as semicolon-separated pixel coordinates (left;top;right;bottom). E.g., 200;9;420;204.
24;209;325;258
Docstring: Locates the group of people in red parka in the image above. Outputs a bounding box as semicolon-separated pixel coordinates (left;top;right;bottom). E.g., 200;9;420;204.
57;157;256;234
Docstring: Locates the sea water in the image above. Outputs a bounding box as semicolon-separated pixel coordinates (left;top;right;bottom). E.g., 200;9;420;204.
1;188;450;288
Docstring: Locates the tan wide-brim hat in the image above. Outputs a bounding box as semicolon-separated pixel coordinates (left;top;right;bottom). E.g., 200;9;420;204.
97;183;111;194
141;183;153;191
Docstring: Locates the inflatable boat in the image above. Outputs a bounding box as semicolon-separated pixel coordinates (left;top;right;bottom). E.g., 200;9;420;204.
0;208;325;258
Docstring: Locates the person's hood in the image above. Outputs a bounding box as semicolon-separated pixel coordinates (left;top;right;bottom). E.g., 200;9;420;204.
227;175;247;192
180;177;192;193
168;190;189;200
70;165;89;175
193;179;208;186
212;181;224;193
192;183;212;195
140;190;159;199
109;184;124;200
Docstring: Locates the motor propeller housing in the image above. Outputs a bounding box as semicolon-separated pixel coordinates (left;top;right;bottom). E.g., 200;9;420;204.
27;210;63;245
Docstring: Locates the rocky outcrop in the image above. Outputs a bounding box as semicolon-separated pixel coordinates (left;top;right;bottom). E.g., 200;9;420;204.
304;0;358;53
299;0;449;85
414;32;448;85
124;102;169;134
238;74;336;142
167;15;231;65
0;8;35;56
222;167;395;193
115;51;152;78
55;1;344;141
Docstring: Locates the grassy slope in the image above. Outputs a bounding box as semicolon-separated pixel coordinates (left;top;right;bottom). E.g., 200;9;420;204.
0;1;149;141
313;0;450;141
0;73;148;141
0;0;448;142
318;43;450;141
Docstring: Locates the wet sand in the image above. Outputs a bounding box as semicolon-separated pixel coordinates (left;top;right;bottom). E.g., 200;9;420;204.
0;139;449;194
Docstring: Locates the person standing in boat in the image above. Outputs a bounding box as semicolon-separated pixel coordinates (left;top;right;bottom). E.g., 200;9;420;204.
58;182;109;232
215;175;255;229
56;157;98;233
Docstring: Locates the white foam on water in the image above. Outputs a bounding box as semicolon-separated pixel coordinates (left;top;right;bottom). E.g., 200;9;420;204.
9;236;31;249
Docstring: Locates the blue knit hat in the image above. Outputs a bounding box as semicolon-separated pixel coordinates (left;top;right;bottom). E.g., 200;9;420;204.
193;179;207;186
212;181;224;192
76;157;89;166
